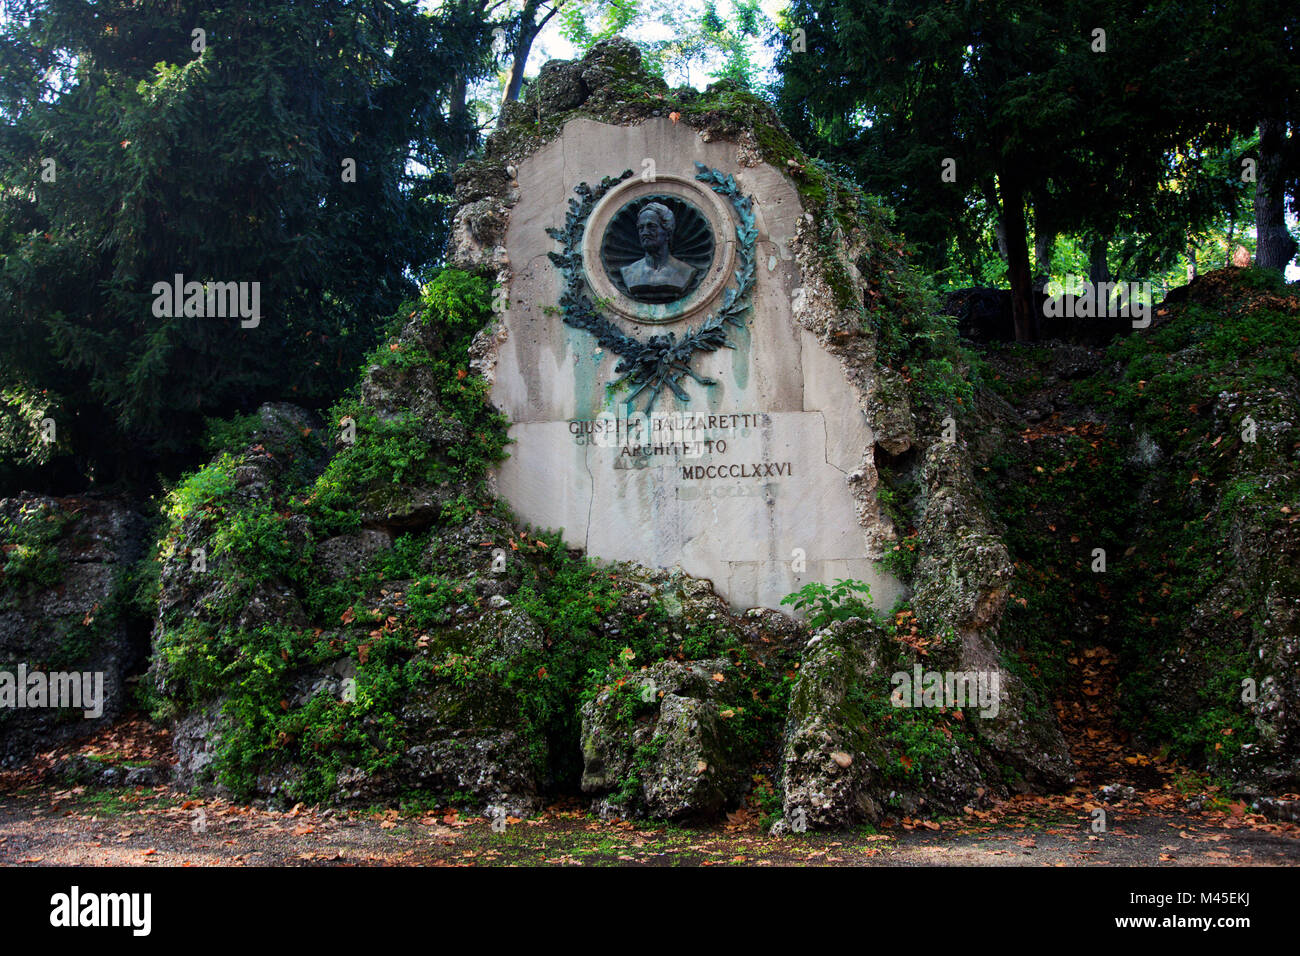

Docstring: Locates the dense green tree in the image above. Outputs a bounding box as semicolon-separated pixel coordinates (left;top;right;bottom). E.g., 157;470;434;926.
775;0;1260;340
1228;0;1300;272
0;0;494;489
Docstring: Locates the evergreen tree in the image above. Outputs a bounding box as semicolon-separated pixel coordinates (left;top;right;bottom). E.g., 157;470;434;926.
775;0;1255;340
1228;0;1300;272
0;0;493;488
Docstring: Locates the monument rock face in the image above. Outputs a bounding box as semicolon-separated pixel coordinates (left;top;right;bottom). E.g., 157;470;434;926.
126;40;1078;824
457;48;904;613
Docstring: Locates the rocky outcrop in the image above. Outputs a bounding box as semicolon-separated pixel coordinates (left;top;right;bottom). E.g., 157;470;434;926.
327;609;549;816
150;396;546;810
145;39;1081;824
778;620;894;829
1157;383;1300;793
968;269;1300;799
151;403;326;664
0;495;149;765
581;658;748;819
777;615;1072;832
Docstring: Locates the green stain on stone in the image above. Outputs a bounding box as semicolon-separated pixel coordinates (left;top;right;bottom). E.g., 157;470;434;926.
730;322;751;391
566;325;600;417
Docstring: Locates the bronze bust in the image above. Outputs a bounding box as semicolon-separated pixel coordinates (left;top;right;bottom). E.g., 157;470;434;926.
620;202;696;299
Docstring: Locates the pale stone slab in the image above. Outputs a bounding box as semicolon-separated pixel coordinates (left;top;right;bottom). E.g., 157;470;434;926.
799;327;875;475
495;421;592;537
489;117;904;612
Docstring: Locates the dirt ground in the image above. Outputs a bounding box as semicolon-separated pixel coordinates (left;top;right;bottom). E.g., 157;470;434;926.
0;783;1297;867
1;712;1296;868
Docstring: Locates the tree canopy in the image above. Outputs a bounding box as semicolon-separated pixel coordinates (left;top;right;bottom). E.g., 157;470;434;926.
775;0;1298;339
0;0;492;487
1;0;1296;489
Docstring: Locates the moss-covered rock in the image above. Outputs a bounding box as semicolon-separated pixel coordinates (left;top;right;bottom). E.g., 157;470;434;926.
580;658;747;819
775;615;1067;831
0;494;150;765
973;268;1300;797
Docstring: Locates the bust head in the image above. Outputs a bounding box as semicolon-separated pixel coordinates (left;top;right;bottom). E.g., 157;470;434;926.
636;202;675;259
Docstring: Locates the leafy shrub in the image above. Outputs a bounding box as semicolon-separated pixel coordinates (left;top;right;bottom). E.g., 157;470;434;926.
781;578;877;629
0;502;70;598
162;454;238;525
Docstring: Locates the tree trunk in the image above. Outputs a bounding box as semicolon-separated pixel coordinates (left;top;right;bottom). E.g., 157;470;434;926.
503;37;531;104
1034;226;1055;281
1032;195;1054;287
443;0;497;172
1186;235;1197;283
998;170;1036;342
1088;235;1110;287
1254;117;1298;272
502;1;564;106
446;75;473;172
985;182;1010;263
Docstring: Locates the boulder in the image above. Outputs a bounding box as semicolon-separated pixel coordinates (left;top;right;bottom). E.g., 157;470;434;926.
778;617;1072;831
581;659;748;819
314;530;394;585
0;495;148;765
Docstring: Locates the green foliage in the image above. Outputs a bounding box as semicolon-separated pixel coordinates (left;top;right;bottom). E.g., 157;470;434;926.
0;501;70;598
146;272;515;794
1228;265;1289;294
979;272;1300;771
211;504;301;586
419;270;497;339
608;736;666;807
753;773;783;832
406;576;460;631
879;534;919;582
161;454;238;526
201;413;261;457
0;0;496;486
775;0;1264;323
0;384;64;493
299;271;509;536
560;0;770;88
1078;286;1299;765
781;578;876;629
509;537;664;782
798;169;975;416
833;652;983;790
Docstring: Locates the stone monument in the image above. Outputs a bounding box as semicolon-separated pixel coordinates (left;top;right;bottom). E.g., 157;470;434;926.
455;47;906;613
